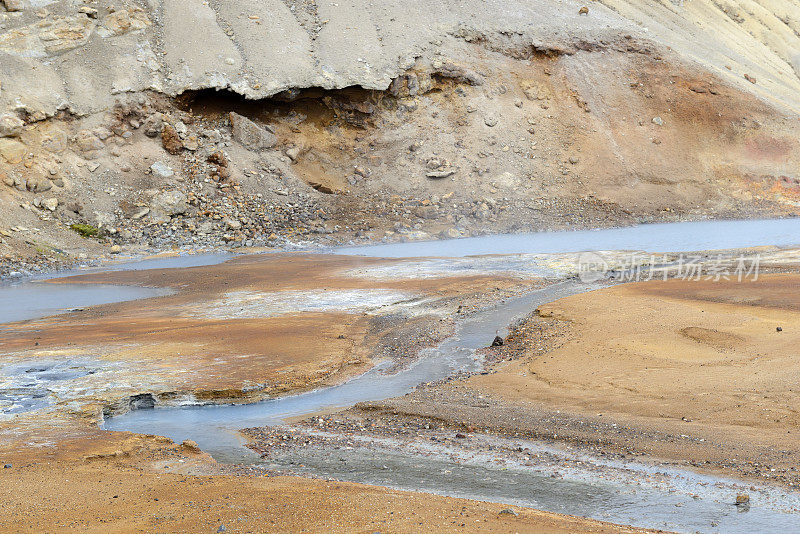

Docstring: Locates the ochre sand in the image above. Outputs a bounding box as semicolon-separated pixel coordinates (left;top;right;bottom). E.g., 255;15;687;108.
461;273;800;485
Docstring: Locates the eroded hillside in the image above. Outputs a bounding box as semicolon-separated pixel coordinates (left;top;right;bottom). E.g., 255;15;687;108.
1;0;800;275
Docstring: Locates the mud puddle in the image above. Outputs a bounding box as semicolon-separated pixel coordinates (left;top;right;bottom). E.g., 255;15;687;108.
0;283;170;324
0;252;237;324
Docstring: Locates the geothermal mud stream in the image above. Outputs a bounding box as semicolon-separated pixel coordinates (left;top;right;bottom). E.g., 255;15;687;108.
104;281;596;459
258;430;800;533
6;219;800;532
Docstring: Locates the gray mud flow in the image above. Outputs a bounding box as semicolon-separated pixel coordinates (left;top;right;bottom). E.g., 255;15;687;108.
259;432;800;534
0;284;170;324
0;253;235;324
103;280;597;460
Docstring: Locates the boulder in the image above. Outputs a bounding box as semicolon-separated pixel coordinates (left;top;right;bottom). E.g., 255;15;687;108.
41;130;68;153
25;176;52;193
440;228;461;239
142;114;164;138
129;393;155;410
1;0;24;12
91;211;116;229
229;112;276;150
150;190;187;216
129;207;150;219
161;123;183;155
150;161;175;179
224;217;242;230
181;440;201;453
74;131;105;153
41;198;58;211
285;146;300;161
0;114;24;137
426;168;456;179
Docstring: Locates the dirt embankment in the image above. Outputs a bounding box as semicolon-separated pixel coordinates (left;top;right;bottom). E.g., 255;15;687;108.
3;8;800;276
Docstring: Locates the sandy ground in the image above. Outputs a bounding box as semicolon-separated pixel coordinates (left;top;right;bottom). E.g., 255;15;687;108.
362;272;800;488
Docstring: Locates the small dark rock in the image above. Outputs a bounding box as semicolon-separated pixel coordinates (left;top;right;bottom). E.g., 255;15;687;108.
455;432;467;439
491;335;504;347
129;393;156;410
777;326;783;332
3;464;11;469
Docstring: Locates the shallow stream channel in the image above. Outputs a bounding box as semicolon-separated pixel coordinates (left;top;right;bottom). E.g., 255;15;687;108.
7;219;800;532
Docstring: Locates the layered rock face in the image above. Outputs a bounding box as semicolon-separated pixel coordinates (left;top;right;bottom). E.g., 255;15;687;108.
2;0;799;117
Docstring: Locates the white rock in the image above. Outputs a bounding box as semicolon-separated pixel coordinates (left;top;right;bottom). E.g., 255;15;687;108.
150;190;187;216
150;161;175;178
224;218;242;230
229;112;277;150
285;147;300;161
42;198;58;211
